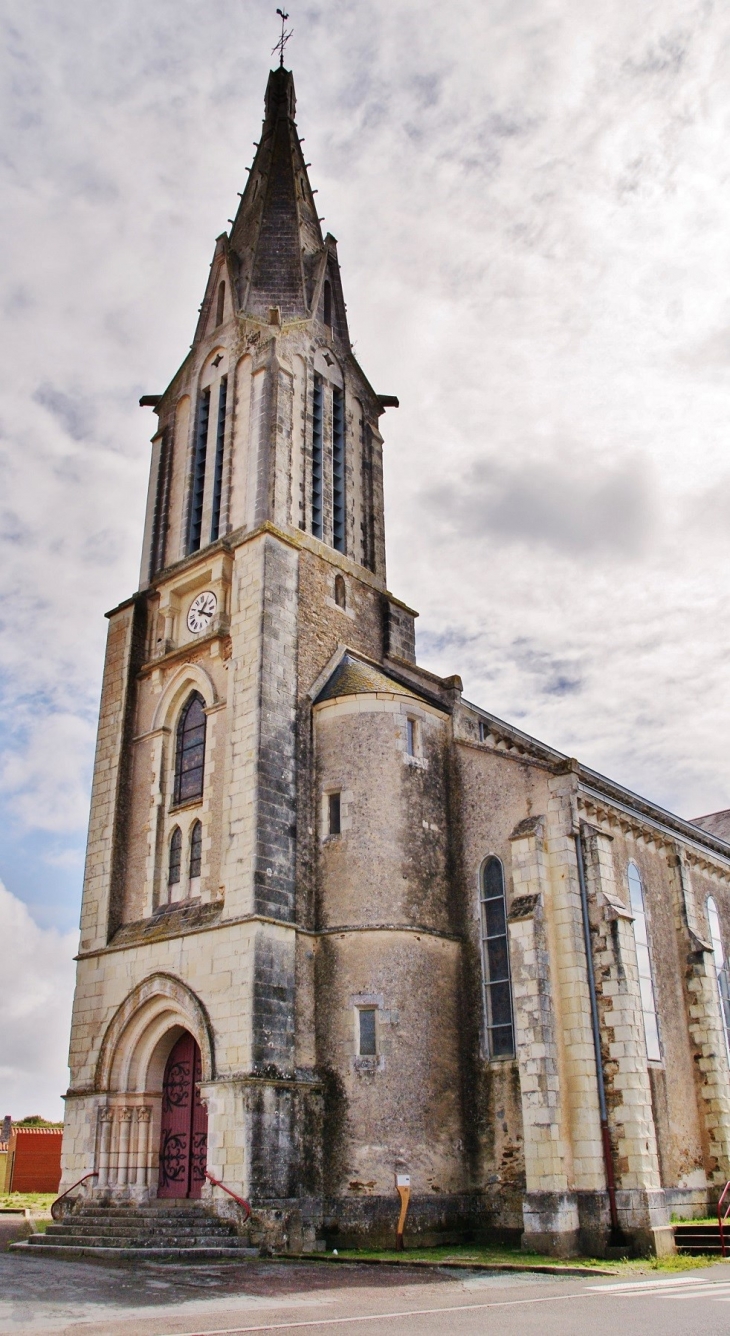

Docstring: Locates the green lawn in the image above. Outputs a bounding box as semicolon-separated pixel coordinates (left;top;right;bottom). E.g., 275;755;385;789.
320;1243;726;1275
0;1193;56;1213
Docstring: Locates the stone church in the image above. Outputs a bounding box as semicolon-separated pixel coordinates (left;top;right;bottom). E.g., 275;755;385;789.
58;63;730;1258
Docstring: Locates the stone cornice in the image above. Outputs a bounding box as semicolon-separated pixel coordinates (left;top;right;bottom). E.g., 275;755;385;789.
459;700;730;870
76;912;461;960
578;789;730;882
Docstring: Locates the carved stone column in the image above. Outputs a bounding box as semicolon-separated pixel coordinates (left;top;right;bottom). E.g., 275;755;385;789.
117;1107;134;1187
676;853;730;1185
508;814;580;1255
136;1107;152;1187
97;1107;114;1188
581;823;670;1255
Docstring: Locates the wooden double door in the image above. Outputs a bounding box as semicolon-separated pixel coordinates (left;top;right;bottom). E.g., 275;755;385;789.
157;1032;208;1198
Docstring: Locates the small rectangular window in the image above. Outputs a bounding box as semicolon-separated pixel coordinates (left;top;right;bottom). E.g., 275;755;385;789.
328;792;341;836
358;1008;376;1056
406;718;416;756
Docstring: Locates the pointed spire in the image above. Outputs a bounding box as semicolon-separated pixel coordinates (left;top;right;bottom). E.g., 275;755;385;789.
229;68;327;323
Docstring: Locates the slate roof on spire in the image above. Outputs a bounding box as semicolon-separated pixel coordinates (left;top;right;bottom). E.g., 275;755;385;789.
229;67;332;323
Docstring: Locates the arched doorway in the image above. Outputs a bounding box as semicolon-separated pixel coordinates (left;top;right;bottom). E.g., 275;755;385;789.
158;1032;208;1199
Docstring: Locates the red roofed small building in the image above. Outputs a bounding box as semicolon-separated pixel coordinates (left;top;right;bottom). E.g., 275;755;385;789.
7;1127;62;1194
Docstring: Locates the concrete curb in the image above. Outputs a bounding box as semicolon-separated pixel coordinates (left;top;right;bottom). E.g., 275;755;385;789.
276;1252;616;1277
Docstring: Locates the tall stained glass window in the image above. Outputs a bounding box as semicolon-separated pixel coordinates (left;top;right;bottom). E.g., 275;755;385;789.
628;861;661;1061
187;389;210;554
209;376;227;543
311;375;323;539
168;827;182;886
480;857;515;1058
189;820;203;881
174;692;207;805
707;896;730;1064
332;386;345;553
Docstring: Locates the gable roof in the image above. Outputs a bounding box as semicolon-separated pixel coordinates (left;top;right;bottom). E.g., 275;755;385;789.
692;809;730;842
315;653;428;705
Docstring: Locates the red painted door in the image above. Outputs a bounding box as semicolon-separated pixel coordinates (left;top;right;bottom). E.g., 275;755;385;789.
158;1033;208;1198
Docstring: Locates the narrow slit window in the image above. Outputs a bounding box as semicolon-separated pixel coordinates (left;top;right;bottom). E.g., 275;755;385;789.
187;389;210;554
480;857;515;1058
168;827;182;886
328;792;341;836
323;279;332;327
628;861;661;1061
215;281;225;327
334;573;346;608
358;1008;376;1056
312;375;323;539
332;386;345;553
707;897;730;1064
406;718;416;757
189;820;202;881
210;375;227;543
174;692;207;805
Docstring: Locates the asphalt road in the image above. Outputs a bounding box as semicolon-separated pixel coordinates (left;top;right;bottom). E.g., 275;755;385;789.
2;1255;730;1336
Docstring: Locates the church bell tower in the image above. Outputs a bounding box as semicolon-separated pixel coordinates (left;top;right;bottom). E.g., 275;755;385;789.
60;63;426;1241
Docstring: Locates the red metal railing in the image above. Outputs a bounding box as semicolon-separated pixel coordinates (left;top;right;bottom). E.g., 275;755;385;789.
718;1181;730;1257
205;1171;251;1221
51;1171;98;1221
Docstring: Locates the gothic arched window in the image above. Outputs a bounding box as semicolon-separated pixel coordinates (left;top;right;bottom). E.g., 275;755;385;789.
174;692;207;805
627;861;661;1061
479;856;515;1058
189;820;203;881
168;826;182;886
707;896;730;1063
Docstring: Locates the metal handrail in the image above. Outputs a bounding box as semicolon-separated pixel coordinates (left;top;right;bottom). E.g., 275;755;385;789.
51;1171;98;1221
205;1171;251;1221
718;1181;730;1257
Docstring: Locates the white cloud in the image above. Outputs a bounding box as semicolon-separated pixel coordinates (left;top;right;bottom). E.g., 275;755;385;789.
0;882;76;1122
0;713;94;833
2;0;730;935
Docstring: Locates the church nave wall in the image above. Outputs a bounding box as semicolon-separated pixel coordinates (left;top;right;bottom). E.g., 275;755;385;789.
314;930;466;1216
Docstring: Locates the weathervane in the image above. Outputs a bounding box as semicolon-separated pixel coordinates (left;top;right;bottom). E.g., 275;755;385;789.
272;8;293;67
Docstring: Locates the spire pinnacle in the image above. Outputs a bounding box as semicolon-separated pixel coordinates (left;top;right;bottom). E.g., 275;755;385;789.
272;9;293;68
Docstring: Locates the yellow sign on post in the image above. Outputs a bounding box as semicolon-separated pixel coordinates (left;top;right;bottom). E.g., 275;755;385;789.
395;1173;411;1252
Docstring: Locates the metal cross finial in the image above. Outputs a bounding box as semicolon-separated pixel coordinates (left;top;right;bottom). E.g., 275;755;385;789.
272;9;293;67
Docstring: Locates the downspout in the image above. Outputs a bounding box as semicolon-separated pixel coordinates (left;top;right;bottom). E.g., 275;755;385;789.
574;828;622;1241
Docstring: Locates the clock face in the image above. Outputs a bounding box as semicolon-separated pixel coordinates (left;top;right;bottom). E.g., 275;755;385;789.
187;590;217;634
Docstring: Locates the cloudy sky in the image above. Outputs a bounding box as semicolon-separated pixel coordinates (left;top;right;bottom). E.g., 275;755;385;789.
3;0;730;1116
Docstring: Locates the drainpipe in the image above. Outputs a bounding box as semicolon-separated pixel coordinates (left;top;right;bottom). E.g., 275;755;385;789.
574;828;623;1242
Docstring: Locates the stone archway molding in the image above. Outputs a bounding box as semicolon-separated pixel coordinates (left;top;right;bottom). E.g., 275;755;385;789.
151;662;219;734
95;972;215;1093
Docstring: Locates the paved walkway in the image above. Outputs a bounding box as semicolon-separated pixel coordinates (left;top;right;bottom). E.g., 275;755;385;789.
2;1254;730;1336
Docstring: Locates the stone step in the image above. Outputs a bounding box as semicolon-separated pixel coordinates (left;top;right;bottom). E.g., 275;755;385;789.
673;1222;726;1255
48;1218;238;1235
28;1232;247;1249
11;1241;260;1263
49;1230;242;1241
70;1205;220;1216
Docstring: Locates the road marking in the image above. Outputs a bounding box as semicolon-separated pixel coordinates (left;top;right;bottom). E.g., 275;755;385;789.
152;1293;591;1336
590;1276;700;1291
149;1278;730;1336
